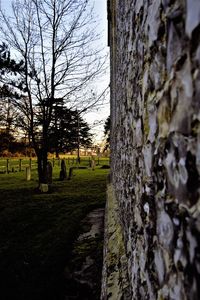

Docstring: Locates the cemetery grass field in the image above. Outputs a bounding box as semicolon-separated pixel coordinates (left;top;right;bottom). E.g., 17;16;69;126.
0;164;109;300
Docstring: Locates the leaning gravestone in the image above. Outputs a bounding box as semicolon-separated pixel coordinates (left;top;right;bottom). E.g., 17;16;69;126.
60;159;67;180
47;161;53;184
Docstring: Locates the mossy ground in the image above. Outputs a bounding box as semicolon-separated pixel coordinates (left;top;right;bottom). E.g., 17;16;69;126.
0;165;109;300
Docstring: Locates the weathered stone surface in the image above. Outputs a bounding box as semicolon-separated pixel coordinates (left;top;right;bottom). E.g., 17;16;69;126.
186;0;200;37
106;0;200;299
101;185;131;300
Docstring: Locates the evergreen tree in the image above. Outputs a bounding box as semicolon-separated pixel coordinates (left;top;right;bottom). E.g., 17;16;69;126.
0;43;26;153
0;43;25;132
49;105;92;157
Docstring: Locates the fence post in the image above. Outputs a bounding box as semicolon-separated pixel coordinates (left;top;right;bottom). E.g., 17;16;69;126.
29;158;32;170
19;159;22;172
6;159;9;173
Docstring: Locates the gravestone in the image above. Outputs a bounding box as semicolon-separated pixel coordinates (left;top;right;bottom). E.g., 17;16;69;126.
68;167;73;180
60;159;67;180
39;183;48;193
91;159;95;171
26;166;31;181
47;161;53;184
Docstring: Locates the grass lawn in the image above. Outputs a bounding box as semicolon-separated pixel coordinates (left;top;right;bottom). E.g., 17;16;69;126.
0;156;110;173
0;165;109;300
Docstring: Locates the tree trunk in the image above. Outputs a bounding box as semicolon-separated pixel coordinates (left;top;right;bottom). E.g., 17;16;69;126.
37;149;48;192
55;149;59;159
77;145;80;164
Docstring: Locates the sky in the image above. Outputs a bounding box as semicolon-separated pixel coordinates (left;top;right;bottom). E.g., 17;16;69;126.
0;0;110;144
84;0;110;144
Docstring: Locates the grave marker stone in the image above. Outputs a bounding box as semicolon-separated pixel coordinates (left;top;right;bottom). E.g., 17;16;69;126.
60;159;67;180
68;167;73;180
39;184;48;193
26;166;31;181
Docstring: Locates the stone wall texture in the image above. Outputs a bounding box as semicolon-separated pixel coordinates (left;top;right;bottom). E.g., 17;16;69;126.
108;0;200;299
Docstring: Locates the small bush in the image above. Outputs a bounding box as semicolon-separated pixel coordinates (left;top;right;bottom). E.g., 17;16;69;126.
1;150;12;157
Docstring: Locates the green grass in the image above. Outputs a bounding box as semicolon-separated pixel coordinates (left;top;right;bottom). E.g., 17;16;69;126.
0;166;109;300
0;156;110;172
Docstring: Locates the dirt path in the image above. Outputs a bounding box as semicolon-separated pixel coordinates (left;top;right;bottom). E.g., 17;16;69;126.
64;208;105;300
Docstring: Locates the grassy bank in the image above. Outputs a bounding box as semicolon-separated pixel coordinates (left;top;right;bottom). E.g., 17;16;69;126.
0;166;109;300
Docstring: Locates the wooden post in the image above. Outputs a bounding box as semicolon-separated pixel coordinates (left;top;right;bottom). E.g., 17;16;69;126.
29;158;32;170
19;159;22;172
6;159;9;173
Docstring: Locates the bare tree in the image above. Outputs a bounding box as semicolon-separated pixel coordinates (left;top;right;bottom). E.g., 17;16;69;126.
0;0;106;190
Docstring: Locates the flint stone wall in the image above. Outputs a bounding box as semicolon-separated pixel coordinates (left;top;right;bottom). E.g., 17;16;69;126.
109;0;200;299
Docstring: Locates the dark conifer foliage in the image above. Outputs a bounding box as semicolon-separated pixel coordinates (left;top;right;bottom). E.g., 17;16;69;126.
103;115;110;151
48;105;92;156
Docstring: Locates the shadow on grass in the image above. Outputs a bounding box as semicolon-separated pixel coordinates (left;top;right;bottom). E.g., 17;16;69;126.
0;168;108;300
